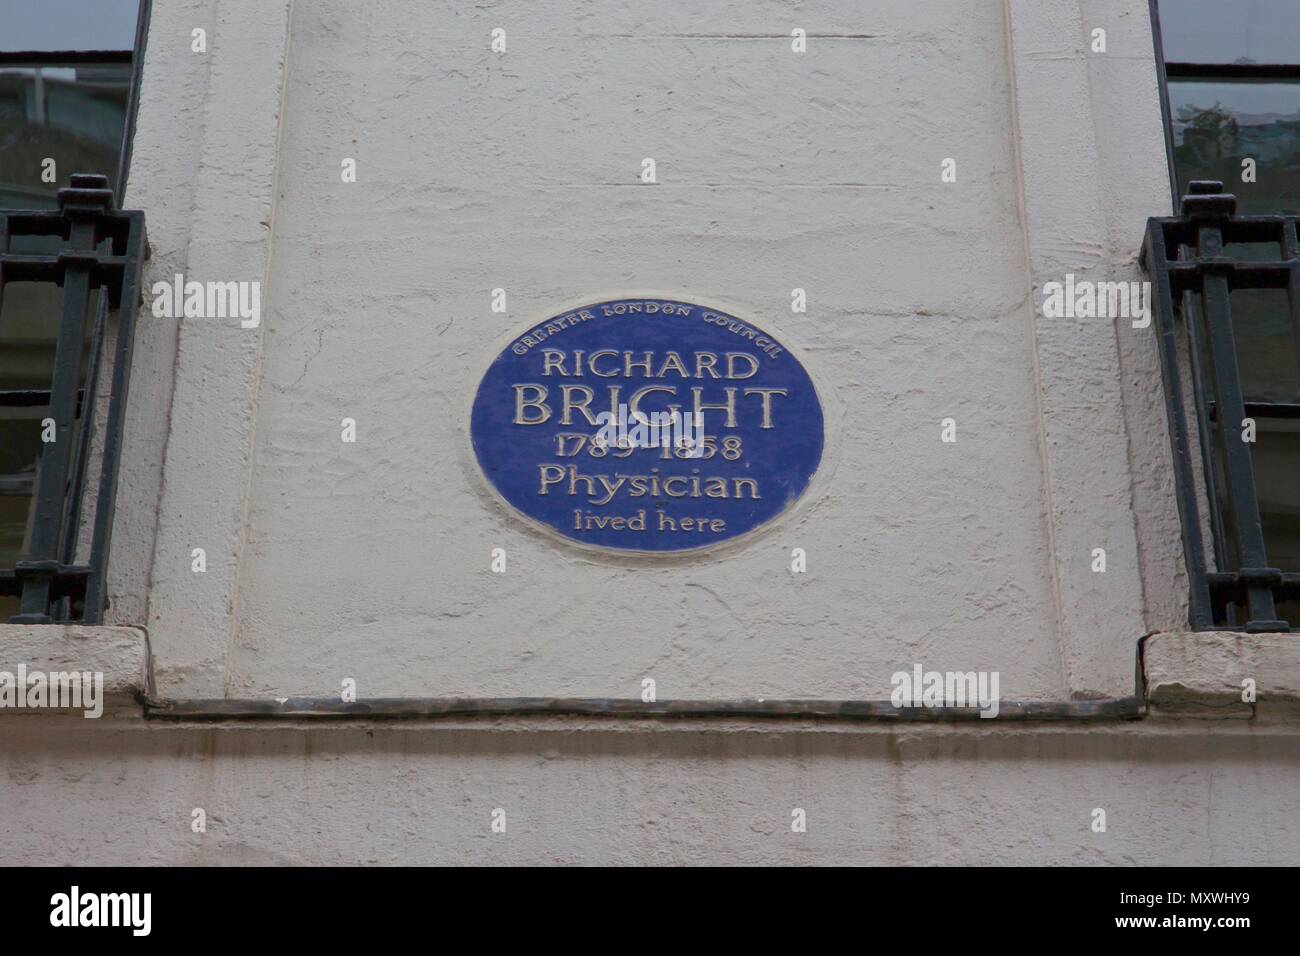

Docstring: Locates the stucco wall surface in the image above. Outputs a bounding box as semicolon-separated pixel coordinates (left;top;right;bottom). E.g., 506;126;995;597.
100;0;1188;703
5;0;1299;869
1;721;1297;865
217;0;1063;701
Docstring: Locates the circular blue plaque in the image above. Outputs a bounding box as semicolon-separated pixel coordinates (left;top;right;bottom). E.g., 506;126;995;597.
470;298;824;553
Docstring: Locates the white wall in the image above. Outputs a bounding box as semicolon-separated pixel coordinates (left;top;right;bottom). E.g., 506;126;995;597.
146;0;1073;701
2;0;1290;867
2;720;1298;865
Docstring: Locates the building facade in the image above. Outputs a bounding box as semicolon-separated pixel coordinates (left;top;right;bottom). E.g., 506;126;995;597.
1;0;1298;865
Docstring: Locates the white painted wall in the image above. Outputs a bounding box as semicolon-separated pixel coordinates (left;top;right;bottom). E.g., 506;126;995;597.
1;720;1297;866
2;0;1295;866
164;0;1070;701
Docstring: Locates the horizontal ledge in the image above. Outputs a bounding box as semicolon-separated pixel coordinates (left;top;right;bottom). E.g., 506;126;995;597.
1165;260;1296;272
0;624;149;715
143;695;1145;723
1149;214;1300;225
1143;631;1300;716
1209;403;1300;422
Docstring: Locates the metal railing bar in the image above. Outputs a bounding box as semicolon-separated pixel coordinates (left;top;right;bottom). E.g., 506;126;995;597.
1207;402;1300;421
1183;284;1232;621
1143;182;1297;631
1164;62;1300;80
1196;218;1285;629
11;211;96;623
1144;224;1215;627
83;211;146;622
2;178;146;624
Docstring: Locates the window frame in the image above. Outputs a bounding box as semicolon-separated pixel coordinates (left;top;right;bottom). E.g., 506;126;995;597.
1149;0;1300;212
1147;0;1300;630
0;0;151;200
0;0;151;623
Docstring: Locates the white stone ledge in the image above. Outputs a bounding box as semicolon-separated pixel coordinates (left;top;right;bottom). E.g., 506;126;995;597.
3;626;1296;725
1144;631;1300;719
0;625;151;718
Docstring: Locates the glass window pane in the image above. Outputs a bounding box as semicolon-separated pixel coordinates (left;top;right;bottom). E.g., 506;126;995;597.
1253;417;1300;627
1206;416;1300;627
0;254;101;578
0;61;132;206
1;280;68;388
1159;0;1300;65
0;4;139;603
0;404;88;573
1169;79;1300;215
0;0;139;53
0;277;103;390
1223;240;1282;260
0;411;43;570
1231;288;1300;404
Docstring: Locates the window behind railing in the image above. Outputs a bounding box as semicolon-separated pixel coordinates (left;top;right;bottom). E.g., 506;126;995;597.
1148;0;1300;629
0;0;148;622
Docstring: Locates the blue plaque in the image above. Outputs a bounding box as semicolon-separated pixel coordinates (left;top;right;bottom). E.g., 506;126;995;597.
470;298;824;553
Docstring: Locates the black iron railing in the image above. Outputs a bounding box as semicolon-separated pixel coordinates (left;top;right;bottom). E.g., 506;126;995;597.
0;174;147;624
1142;181;1299;632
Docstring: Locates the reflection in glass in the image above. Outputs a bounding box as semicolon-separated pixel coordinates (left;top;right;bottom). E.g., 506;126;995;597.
0;62;131;206
1170;80;1300;215
1254;417;1300;576
0;411;44;622
1230;288;1300;404
1159;0;1300;65
1255;418;1300;627
0;413;43;566
1208;416;1300;628
0;60;129;582
0;0;139;53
